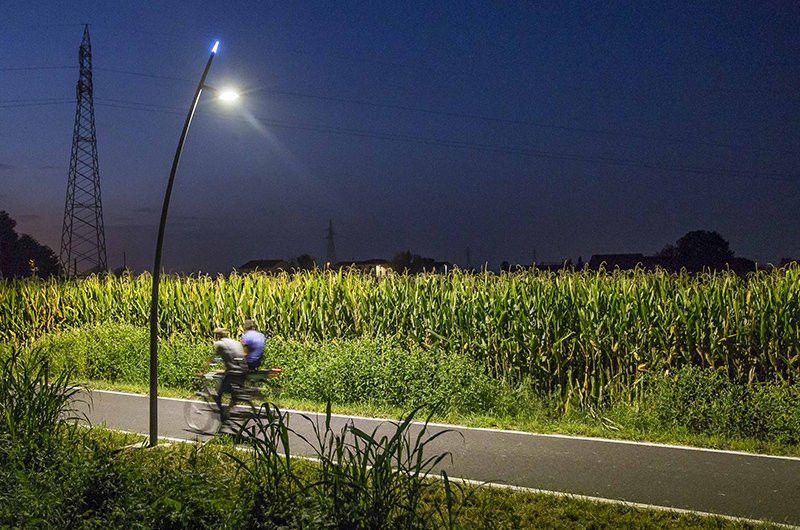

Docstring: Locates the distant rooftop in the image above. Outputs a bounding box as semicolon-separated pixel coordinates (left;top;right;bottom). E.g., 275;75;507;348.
237;259;292;273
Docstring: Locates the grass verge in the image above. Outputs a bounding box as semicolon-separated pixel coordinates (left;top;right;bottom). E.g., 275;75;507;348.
6;427;781;529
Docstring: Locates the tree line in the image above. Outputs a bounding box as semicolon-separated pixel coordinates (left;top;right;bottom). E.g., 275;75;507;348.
0;211;61;279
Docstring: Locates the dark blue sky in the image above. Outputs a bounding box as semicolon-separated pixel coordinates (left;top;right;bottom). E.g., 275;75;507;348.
2;1;799;272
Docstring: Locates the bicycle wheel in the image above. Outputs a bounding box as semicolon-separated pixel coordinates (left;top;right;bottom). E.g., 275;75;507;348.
184;394;220;433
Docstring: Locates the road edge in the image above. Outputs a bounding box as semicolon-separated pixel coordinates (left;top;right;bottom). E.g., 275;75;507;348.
83;388;800;463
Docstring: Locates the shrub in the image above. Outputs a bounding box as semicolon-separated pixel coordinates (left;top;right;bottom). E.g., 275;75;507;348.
32;324;210;389
639;366;800;444
31;325;505;415
270;338;501;413
747;383;800;445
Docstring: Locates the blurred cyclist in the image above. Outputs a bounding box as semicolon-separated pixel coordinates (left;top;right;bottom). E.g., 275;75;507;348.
212;327;247;420
240;318;266;371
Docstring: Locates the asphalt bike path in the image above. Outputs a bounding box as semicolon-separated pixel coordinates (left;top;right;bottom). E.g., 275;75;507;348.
76;389;800;526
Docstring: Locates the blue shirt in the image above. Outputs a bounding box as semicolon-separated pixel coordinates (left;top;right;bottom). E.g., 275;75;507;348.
241;329;266;365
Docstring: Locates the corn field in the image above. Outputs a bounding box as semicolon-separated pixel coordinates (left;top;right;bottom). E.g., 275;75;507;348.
1;268;798;403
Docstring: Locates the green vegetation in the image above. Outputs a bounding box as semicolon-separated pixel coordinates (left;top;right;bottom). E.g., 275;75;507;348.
2;268;799;452
0;350;779;528
3;268;799;403
26;323;800;454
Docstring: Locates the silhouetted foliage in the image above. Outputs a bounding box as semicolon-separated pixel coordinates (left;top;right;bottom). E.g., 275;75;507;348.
293;254;317;271
658;230;734;272
656;244;676;260
0;211;61;279
392;250;438;274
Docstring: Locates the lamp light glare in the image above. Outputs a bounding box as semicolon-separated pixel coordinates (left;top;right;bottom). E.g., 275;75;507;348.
218;88;239;102
211;41;219;54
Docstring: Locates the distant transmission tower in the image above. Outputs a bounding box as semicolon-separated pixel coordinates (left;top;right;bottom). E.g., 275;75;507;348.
326;219;336;264
60;25;107;276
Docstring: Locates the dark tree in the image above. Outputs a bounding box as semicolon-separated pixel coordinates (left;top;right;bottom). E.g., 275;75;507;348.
0;211;61;279
16;235;61;277
0;211;18;276
656;244;677;259
392;250;413;272
391;250;437;274
662;230;734;272
293;254;317;271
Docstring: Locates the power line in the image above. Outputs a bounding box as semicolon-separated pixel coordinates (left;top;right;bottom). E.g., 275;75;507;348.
72;65;800;155
6;64;797;155
0;97;73;103
94;66;194;83
95;97;186;111
5;92;796;183
9;22;795;98
0;66;74;71
252;87;797;156
248;118;798;183
0;100;72;109
93;96;799;183
3;89;796;183
97;65;800;154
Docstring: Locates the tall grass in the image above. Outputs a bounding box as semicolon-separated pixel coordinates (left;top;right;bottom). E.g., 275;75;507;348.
2;267;799;404
29;325;499;411
229;402;456;529
0;349;82;465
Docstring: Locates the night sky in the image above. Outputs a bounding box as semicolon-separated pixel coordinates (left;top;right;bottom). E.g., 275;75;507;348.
2;1;799;273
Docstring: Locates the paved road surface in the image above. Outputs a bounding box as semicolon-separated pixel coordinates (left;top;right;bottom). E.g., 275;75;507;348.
77;389;800;526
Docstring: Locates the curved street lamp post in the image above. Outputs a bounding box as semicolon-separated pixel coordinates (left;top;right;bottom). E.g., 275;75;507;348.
148;40;237;446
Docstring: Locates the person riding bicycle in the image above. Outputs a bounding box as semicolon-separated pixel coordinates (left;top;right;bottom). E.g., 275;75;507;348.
240;318;266;371
212;327;247;421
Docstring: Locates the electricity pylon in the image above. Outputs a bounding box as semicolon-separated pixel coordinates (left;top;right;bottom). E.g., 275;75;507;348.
326;219;336;264
60;24;107;276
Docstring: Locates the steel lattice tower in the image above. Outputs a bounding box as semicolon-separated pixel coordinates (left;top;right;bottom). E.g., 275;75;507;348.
60;25;107;276
326;219;336;264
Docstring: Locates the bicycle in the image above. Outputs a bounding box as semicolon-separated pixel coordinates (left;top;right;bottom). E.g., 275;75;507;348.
184;365;282;433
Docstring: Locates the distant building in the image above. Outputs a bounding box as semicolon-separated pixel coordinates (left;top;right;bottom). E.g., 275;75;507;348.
335;259;393;277
332;258;453;276
237;259;292;274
